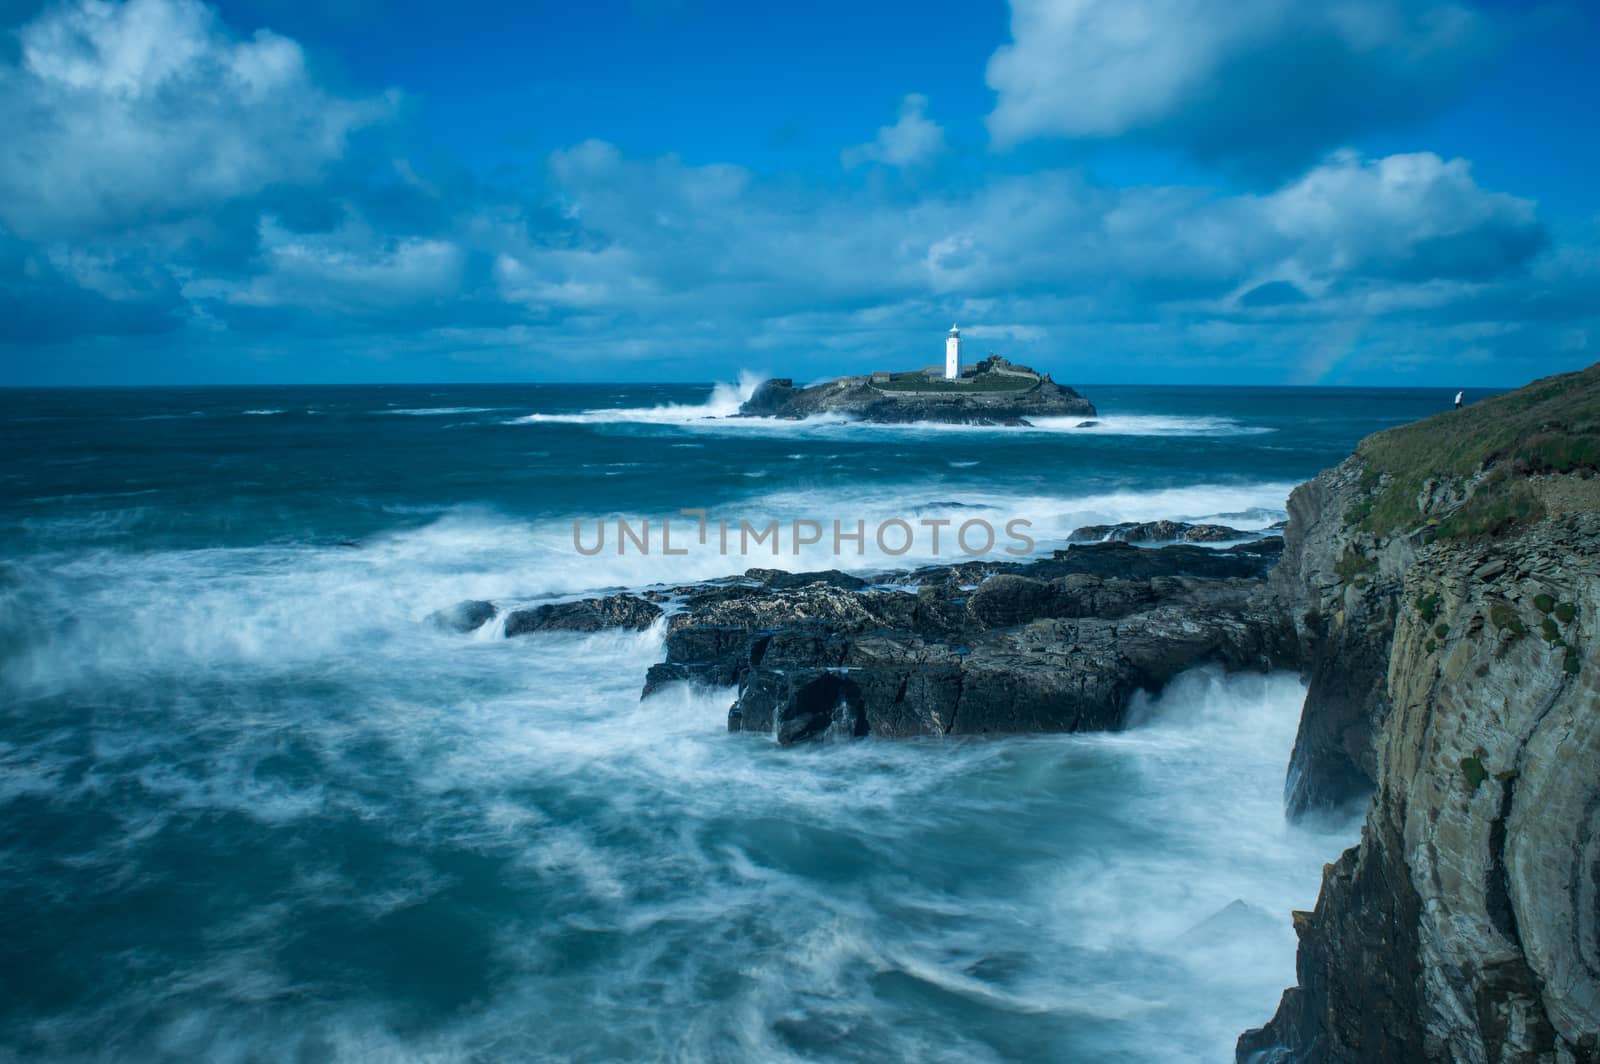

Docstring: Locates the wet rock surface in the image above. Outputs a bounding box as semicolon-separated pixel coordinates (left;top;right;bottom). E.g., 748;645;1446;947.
640;539;1290;743
503;593;662;636
1067;519;1254;543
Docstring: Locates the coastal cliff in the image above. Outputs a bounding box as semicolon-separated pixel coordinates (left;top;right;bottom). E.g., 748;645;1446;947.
427;364;1600;1061
739;356;1096;425
1241;363;1600;1062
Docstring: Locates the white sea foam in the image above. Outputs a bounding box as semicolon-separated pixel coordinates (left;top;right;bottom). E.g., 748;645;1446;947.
0;628;1350;1059
510;372;767;426
504;376;1272;439
0;476;1292;696
1029;413;1273;436
0;379;1358;1060
0;448;1351;1064
376;407;499;416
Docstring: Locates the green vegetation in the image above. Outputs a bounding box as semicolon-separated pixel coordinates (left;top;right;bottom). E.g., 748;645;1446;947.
1347;363;1600;539
1434;623;1450;639
1342;498;1374;528
1519;431;1600;473
1534;593;1556;613
1542;618;1563;644
1425;638;1437;654
1555;602;1577;624
1490;603;1527;637
1431;477;1546;541
1461;755;1488;791
1417;593;1441;623
1564;648;1582;676
1334;549;1377;584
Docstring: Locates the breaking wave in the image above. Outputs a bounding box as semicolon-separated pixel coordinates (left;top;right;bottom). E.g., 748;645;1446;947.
0;379;1400;1061
511;372;768;426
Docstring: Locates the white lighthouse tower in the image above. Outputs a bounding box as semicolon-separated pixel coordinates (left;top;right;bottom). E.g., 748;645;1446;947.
944;323;961;380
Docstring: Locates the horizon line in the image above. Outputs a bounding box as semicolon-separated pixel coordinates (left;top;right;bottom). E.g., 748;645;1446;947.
0;380;1524;392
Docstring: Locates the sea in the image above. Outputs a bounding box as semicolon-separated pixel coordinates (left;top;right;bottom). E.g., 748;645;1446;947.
0;380;1461;1062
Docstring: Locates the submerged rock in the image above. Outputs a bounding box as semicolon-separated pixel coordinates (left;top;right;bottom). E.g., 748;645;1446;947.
1178;899;1278;948
427;599;497;633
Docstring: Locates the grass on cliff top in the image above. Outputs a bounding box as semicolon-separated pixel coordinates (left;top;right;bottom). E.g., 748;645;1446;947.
1354;361;1600;538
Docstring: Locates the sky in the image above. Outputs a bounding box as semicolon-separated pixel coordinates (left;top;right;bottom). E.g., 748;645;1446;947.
1;0;1597;387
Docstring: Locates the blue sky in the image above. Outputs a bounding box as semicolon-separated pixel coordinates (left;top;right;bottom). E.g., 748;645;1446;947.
1;0;1597;386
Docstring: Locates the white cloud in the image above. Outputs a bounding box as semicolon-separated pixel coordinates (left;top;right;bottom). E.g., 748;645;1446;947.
217;220;465;314
963;323;1048;342
985;0;1490;172
0;0;1583;384
469;141;1550;361
1264;150;1542;280
0;0;393;240
841;94;948;169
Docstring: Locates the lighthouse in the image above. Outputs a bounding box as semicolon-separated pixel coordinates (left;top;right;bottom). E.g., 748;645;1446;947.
944;324;961;380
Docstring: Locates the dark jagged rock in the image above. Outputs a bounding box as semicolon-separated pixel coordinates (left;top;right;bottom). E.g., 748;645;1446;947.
742;567;868;591
638;540;1293;743
641;624;765;698
735;359;1095;426
504;594;662;636
1260;459;1405;822
427;599;497;633
1067;519;1253;544
1034;537;1284;580
739;378;795;416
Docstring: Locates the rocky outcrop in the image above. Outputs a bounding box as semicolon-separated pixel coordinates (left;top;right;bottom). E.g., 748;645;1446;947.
737;358;1095;425
1068;519;1253;544
1241;362;1600;1063
1266;457;1416;820
503;593;662;636
641;540;1293;742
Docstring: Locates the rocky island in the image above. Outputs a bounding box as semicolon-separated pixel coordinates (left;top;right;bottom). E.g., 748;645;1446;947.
738;354;1096;426
436;362;1599;1062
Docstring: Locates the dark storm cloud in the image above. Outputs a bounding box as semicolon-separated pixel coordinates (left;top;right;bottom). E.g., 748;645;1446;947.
0;231;184;343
